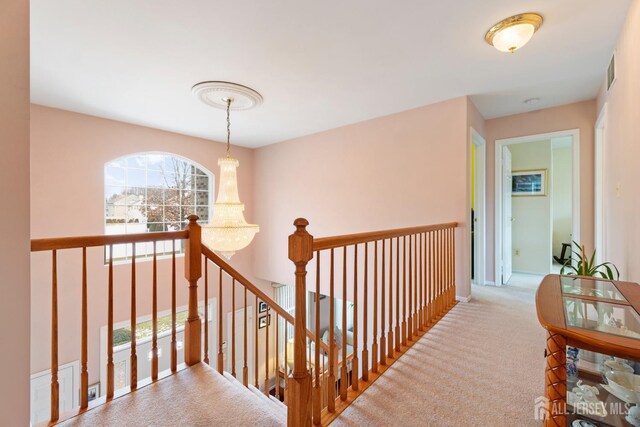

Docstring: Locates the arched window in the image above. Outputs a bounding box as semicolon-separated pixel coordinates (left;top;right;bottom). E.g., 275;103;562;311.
105;153;212;260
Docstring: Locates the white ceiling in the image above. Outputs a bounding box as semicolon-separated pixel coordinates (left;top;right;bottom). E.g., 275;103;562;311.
31;1;630;148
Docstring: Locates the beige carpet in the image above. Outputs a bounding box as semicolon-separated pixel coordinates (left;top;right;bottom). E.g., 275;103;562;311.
332;285;545;427
58;363;286;426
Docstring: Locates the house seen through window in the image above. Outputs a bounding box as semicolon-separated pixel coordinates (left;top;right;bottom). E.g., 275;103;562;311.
105;153;212;260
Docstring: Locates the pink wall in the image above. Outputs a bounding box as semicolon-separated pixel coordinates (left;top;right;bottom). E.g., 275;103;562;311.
0;0;31;423
30;105;266;382
252;96;472;298
596;1;640;282
484;101;596;283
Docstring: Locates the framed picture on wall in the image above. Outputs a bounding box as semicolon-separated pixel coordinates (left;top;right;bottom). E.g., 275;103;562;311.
258;301;268;313
88;383;100;402
258;314;271;329
512;169;547;196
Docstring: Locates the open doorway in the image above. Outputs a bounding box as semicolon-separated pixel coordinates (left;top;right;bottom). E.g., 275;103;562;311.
495;130;580;288
470;128;486;286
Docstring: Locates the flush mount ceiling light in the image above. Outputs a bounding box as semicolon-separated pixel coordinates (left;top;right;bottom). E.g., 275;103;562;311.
193;81;260;259
485;13;543;53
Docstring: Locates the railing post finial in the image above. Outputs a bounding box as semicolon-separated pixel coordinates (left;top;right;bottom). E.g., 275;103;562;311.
288;217;313;427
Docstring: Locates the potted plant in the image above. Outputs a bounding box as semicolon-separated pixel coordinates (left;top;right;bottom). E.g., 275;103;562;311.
560;240;619;280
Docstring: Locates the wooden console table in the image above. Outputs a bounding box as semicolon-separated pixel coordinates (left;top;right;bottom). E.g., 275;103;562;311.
536;274;640;426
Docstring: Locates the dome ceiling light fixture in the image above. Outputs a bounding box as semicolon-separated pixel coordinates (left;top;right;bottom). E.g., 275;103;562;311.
485;13;543;53
192;81;261;259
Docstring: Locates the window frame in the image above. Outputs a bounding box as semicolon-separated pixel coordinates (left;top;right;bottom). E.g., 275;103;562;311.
104;152;214;263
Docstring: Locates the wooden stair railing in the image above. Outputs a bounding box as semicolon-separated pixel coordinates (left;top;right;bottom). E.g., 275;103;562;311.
31;216;203;425
287;219;459;426
199;244;332;404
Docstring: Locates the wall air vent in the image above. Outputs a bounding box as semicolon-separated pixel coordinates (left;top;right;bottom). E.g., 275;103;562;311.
607;52;616;91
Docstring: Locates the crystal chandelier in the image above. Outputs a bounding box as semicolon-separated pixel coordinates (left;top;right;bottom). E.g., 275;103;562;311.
201;96;259;259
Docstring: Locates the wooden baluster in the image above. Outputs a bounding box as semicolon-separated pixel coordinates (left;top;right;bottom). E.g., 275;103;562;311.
287;219;313;426
152;242;158;381
380;239;386;366
395;236;401;352
80;247;89;408
204;259;209;365
313;252;321;425
388;237;394;358
352;244;359;391
439;229;443;315
255;294;259;388
436;229;440;316
51;250;60;422
362;242;369;382
276;312;280;400
171;241;177;373
328;248;336;412
422;232;427;330
451;227;456;306
417;233;422;332
433;230;438;318
407;234;413;341
372;240;379;373
218;268;223;374
107;245;114;398
284;321;289;404
243;287;248;387
340;246;348;401
440;229;447;317
446;227;451;307
401;236;407;348
232;279;236;378
130;245;138;389
428;231;434;325
414;233;418;334
265;306;270;396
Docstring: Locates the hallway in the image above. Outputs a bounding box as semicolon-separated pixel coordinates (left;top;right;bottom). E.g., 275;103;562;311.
333;285;545;426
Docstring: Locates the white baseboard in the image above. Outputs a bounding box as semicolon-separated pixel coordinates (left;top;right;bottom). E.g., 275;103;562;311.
472;280;496;286
456;295;471;303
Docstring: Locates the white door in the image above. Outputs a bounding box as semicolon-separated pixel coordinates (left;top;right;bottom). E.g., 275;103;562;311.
502;146;513;284
226;306;253;381
30;362;79;425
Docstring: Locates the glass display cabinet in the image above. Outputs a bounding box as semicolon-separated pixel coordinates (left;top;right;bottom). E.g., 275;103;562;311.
537;275;640;427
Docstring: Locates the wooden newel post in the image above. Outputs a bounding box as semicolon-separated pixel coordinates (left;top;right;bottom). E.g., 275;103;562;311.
288;218;313;427
184;215;202;366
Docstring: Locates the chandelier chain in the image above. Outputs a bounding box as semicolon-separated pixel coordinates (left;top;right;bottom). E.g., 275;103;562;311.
226;98;231;157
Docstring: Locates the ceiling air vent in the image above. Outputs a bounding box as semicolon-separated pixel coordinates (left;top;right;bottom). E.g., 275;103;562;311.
607;53;616;91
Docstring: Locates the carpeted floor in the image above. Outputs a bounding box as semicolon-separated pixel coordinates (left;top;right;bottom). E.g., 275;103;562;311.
58;363;286;427
332;285;545;427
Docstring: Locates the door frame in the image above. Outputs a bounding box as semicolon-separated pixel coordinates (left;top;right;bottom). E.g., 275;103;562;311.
495;129;581;285
594;104;607;264
470;127;487;286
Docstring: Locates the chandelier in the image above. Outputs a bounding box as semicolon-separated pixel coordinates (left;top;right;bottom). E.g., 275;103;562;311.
193;82;260;259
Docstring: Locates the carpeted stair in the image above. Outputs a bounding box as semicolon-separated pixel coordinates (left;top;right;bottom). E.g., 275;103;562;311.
58;362;286;426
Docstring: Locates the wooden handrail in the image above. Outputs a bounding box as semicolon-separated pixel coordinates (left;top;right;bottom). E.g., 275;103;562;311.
200;244;330;353
312;222;458;251
31;230;189;251
290;219;460;426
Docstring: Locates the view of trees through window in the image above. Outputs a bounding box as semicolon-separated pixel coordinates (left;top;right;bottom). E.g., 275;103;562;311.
105;153;212;260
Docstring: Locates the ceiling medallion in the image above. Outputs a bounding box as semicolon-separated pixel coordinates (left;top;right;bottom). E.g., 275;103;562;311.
485;13;543;53
191;81;263;110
